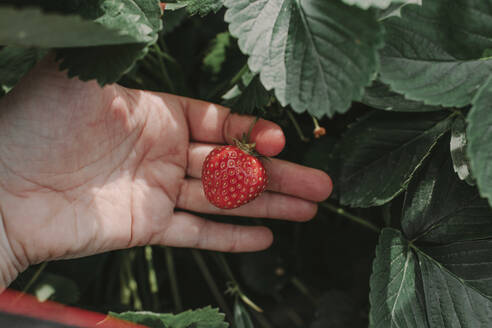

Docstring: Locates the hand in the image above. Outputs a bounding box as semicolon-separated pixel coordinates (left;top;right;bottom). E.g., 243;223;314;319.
0;56;332;286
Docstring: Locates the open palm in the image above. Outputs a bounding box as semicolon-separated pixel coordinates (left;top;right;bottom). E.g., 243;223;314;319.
0;57;332;280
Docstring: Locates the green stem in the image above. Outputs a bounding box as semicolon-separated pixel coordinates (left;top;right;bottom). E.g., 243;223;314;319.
382;203;392;227
120;256;131;305
21;262;48;294
216;253;263;313
287;110;309;142
244;117;260;144
311;115;321;130
250;311;275;328
216;253;238;285
13;262;49;303
136;249;151;308
145;246;161;311
164;247;182;312
229;64;249;87
320;202;380;233
152;43;179;66
290;276;317;305
128;251;143;310
191;250;233;320
151;44;176;93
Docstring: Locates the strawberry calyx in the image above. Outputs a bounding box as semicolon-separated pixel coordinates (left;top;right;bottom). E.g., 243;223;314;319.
230;117;264;157
232;135;259;157
227;117;270;160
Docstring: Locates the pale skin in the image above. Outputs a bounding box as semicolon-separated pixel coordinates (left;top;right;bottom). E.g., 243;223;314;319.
0;56;332;287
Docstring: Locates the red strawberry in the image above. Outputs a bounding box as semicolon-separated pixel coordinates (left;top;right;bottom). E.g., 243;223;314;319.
202;144;268;209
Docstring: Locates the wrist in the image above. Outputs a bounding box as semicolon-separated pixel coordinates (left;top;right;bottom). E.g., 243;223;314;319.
0;208;26;290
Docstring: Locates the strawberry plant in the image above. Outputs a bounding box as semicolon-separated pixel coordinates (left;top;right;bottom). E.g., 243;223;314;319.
1;0;492;327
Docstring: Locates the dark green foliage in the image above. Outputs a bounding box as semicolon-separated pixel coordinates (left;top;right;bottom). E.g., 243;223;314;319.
0;1;162;85
338;111;453;207
468;77;492;207
222;70;270;114
401;139;492;243
111;306;228;328
224;0;384;117
379;0;492;107
0;46;47;95
362;80;441;112
369;228;427;328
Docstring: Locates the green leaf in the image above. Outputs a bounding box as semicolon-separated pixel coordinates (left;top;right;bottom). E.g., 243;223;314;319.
0;6;147;47
376;0;420;20
165;3;189;11
369;228;428;328
422;240;492;298
402;138;492;244
451;116;475;186
222;71;270;114
468;77;492;207
203;32;231;75
416;248;492;327
177;0;224;16
234;300;254;328
224;0;384;118
341;0;408;10
110;307;229;328
0;46;47;95
56;0;162;85
370;229;492;327
339;111;453;207
379;1;492;107
57;44;151;86
362;80;441;112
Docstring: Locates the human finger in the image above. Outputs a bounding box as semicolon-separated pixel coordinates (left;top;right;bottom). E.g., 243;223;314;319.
177;179;318;221
155;211;273;252
164;93;285;156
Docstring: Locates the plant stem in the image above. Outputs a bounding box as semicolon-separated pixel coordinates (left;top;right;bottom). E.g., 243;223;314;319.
21;262;48;294
216;253;263;313
151;44;176;93
152;43;179;66
12;262;48;304
320;202;380;233
120;255;131;305
311;115;321;130
382;203;392;227
250;311;275;328
126;250;143;310
136;248;152;308
290;276;317;305
164;247;182;312
145;246;160;311
245;117;260;143
215;253;238;285
229;64;249;87
287;110;309;142
191;250;233;320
